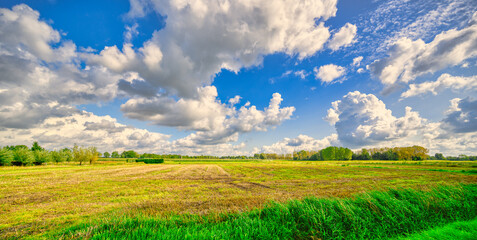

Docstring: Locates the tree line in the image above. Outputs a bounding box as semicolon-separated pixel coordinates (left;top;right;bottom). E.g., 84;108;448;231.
1;142;476;167
0;142;99;166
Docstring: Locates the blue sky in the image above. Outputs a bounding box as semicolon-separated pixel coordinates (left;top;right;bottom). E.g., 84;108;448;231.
0;0;476;156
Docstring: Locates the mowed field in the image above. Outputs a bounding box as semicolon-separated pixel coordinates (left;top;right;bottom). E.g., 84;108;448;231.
1;160;476;239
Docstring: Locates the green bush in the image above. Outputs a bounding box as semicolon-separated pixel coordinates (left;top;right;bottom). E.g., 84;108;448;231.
0;148;14;166
12;148;34;166
51;150;72;163
141;158;164;164
33;150;52;165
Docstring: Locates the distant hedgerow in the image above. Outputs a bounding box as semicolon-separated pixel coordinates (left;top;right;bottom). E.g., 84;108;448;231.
137;158;164;164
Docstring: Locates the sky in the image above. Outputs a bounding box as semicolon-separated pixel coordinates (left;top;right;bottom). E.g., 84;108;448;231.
0;0;476;156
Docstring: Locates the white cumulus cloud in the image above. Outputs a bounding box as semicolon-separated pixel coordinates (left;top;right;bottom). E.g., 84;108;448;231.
328;23;357;51
314;64;346;84
401;74;477;98
325;91;427;147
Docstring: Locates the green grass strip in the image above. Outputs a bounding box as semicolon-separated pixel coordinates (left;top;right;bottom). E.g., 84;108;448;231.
395;218;477;240
51;184;477;240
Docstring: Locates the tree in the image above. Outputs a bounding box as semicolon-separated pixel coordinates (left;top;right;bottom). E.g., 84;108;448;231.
33;150;52;165
13;145;28;150
0;148;14;166
12;148;34;166
103;152;110;158
121;150;139;158
31;141;44;151
434;153;445;160
62;148;73;162
88;147;99;164
320;147;336;160
111;151;119;158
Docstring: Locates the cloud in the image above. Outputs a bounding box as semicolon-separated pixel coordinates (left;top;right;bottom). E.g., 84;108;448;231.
441;97;477;133
0;4;298;152
124;23;139;43
328;23;357;51
352;56;363;66
314;64;346;84
321;91;477;155
294;70;309;80
0;111;170;152
369;14;477;89
401;74;477;98
121;87;295;144
359;0;477;54
94;0;338;98
260;134;338;154
325;91;426;147
0;4;60;61
0;110;253;156
0;5;122;129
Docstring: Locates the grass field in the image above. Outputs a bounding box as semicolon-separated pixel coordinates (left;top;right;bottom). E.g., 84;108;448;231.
0;160;476;239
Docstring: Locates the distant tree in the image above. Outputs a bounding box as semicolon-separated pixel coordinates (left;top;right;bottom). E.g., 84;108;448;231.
361;149;371;160
51;150;68;163
12;148;34;166
62;148;73;162
111;151;119;158
33;150;52;165
103;152;110;158
121;150;139;158
88;147;99;164
31;141;44;151
0;148;14;166
435;153;445;160
13;145;28;150
320;147;336;160
310;152;321;160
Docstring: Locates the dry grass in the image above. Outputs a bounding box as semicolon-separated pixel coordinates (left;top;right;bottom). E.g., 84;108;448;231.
0;160;475;238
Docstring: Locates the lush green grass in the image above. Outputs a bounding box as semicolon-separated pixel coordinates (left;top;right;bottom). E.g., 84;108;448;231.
396;218;477;240
52;184;477;240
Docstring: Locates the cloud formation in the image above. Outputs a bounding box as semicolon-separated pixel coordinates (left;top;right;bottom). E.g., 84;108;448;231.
441;97;477;133
369;13;477;90
314;64;346;84
0;5;121;129
0;4;299;153
328;23;357;51
260;134;338;154
325;91;426;147
122;87;295;144
401;74;477;98
102;0;339;98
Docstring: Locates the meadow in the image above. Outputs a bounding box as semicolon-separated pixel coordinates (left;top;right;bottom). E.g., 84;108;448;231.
0;159;476;239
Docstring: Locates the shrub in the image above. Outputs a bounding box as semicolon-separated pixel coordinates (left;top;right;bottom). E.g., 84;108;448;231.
12;148;34;166
73;145;99;165
0;148;14;166
51;150;72;163
142;159;164;164
33;150;52;165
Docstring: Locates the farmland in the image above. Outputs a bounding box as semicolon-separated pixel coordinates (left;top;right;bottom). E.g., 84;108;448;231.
0;159;476;239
